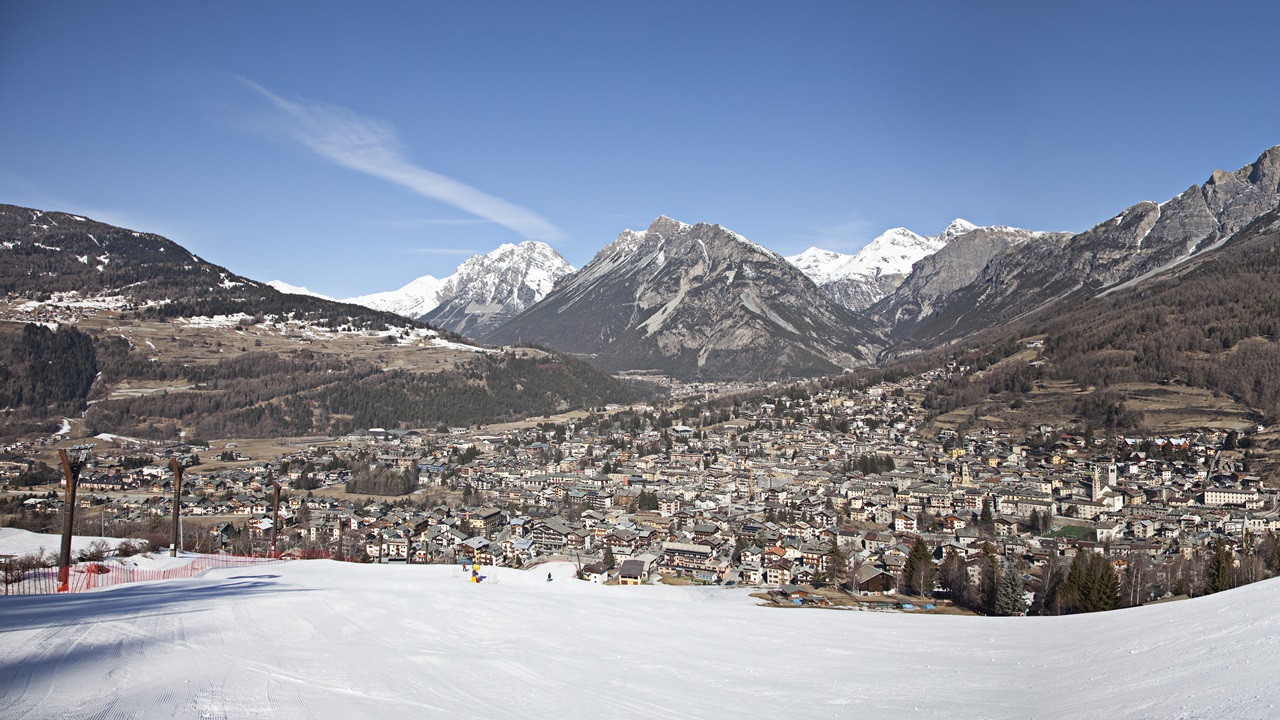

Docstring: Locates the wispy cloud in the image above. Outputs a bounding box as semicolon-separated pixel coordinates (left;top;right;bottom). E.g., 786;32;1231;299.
240;78;565;242
375;217;494;229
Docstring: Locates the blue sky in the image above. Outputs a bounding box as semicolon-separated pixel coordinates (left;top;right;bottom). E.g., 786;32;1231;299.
2;2;1278;297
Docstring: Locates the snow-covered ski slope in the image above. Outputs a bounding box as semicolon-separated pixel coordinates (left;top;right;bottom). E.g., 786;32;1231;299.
0;527;134;558
1;560;1277;719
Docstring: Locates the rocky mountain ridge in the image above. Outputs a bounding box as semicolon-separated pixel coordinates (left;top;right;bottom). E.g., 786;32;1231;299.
340;241;574;337
483;216;883;380
877;145;1280;346
786;220;974;311
9;145;1279;391
0;204;414;332
872;224;1072;340
420;241;574;338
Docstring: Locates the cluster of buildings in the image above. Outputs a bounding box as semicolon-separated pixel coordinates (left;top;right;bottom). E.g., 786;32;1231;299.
3;364;1274;602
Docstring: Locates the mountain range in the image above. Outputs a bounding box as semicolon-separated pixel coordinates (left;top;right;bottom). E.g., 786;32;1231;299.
479;146;1277;381
483;217;883;379
5;144;1280;397
0;205;634;439
786;219;976;311
331;217;985;379
877;144;1280;348
333;219;976;329
294;241;575;337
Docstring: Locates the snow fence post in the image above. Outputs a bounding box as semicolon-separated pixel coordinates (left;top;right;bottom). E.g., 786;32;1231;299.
57;449;84;592
170;458;183;558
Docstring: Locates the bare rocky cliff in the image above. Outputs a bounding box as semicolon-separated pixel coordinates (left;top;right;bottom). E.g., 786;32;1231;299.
484;217;884;380
878;146;1280;346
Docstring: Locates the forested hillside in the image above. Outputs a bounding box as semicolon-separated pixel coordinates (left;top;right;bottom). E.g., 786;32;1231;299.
1;204;644;440
82;347;638;440
310;352;637;431
0;323;96;434
1037;207;1280;420
906;208;1280;444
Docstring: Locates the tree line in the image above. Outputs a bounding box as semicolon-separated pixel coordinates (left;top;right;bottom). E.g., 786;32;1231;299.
82;347;639;440
0;323;96;435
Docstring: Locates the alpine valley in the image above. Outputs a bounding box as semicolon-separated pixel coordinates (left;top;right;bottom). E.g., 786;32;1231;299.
2;145;1280;443
0;205;634;441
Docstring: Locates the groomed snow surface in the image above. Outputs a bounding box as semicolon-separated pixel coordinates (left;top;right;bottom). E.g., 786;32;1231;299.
2;558;1278;719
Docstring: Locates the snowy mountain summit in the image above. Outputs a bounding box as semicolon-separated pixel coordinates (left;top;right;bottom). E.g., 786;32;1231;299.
341;274;449;320
786;221;968;311
342;241;573;337
265;280;334;301
935;218;979;244
420;241;575;338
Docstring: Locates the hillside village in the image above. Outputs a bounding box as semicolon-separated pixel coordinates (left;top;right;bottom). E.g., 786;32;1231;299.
4;358;1273;609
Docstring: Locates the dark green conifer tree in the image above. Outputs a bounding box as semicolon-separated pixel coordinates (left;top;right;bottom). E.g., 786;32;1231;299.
993;559;1026;616
901;537;936;596
981;549;1001;613
1076;552;1119;613
979;496;994;535
938;547;968;600
1203;538;1236;595
825;544;848;585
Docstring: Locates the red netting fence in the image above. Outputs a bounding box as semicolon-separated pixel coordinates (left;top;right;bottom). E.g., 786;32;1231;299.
1;552;286;596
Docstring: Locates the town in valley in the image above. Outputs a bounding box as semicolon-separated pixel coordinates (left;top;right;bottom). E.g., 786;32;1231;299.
5;332;1271;614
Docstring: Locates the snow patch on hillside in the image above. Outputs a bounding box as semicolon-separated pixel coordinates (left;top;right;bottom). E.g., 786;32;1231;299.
12;291;131;313
174;314;254;329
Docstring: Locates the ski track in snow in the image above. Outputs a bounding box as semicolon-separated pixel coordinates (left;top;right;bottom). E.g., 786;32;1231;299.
1;561;1279;718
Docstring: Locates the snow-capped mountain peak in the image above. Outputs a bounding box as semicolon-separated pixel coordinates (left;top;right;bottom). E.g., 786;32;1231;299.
847;227;941;277
341;274;447;318
788;226;944;282
342;241;574;337
786;226;947;311
935;218;979;243
446;240;571;302
786;247;856;286
266;280;334;301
